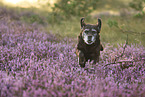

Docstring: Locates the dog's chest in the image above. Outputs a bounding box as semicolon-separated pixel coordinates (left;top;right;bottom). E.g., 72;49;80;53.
83;46;98;60
84;45;97;54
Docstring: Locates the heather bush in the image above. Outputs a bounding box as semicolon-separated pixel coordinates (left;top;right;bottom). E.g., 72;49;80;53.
0;18;145;97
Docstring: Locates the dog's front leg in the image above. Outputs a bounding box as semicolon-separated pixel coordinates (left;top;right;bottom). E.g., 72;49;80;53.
93;56;99;64
76;49;86;67
92;52;100;64
100;44;103;51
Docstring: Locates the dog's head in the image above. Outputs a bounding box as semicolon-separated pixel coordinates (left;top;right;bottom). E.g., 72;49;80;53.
80;18;101;45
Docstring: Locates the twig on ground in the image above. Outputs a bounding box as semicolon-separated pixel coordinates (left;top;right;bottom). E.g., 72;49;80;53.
105;60;132;67
104;59;145;67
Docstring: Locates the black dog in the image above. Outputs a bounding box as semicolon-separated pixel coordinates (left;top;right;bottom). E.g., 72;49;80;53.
76;18;103;67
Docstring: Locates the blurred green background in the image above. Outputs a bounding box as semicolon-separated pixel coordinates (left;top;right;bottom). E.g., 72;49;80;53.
0;0;145;46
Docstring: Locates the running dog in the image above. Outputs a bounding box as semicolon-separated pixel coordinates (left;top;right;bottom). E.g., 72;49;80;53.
76;18;103;67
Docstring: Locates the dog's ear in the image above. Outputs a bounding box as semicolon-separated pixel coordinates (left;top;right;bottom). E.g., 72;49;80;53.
80;18;85;29
97;18;102;32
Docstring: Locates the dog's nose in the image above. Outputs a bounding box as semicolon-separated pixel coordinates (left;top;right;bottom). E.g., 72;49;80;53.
88;36;92;40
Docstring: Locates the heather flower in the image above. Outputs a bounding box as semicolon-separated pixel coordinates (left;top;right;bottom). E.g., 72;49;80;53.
0;18;145;97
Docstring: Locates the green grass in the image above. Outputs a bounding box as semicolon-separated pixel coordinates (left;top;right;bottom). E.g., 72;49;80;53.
0;0;145;46
46;16;145;46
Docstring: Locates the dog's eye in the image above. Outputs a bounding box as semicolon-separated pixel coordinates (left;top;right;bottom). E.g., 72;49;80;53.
85;31;89;33
92;31;96;34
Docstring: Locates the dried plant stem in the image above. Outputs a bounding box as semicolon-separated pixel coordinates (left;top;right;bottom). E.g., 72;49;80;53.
118;26;145;35
105;34;128;67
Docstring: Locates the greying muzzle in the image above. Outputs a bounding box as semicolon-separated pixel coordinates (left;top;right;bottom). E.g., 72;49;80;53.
82;30;97;45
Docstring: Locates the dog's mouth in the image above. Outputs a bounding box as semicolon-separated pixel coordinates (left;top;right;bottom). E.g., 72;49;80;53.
87;40;92;43
86;40;94;45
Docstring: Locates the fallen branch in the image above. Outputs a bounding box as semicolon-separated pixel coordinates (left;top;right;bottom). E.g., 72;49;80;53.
104;59;145;67
105;60;133;67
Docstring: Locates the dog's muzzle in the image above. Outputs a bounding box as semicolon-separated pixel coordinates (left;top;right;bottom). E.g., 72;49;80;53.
87;36;92;43
83;35;96;45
